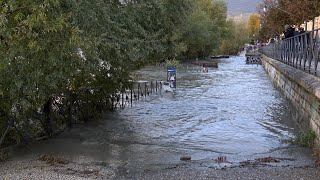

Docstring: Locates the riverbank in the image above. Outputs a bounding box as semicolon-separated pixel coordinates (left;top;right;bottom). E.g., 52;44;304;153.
1;153;319;179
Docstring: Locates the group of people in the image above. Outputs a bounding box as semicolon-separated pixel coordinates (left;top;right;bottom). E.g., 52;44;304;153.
283;24;306;39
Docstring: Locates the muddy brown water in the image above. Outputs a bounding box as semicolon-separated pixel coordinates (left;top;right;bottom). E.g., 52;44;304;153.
14;55;315;175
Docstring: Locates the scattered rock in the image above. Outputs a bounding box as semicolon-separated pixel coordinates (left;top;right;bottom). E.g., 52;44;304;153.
239;160;260;167
38;154;69;165
56;167;101;178
239;156;282;167
215;156;227;163
255;156;280;163
180;155;191;161
166;164;179;169
81;169;99;175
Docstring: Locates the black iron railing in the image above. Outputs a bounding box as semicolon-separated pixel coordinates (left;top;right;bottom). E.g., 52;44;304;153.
260;28;320;75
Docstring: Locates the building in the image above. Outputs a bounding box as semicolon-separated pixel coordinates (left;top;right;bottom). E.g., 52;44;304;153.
300;16;320;31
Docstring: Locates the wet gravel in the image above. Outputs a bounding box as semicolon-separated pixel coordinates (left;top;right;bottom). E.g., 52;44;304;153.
132;167;320;180
1;155;319;180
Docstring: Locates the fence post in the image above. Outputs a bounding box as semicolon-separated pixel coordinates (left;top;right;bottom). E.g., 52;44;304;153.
145;82;147;97
122;91;124;108
156;81;158;94
111;94;114;111
138;83;140;101
131;89;133;107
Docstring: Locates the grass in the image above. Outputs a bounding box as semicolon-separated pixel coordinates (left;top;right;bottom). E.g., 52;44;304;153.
283;129;320;166
284;129;317;147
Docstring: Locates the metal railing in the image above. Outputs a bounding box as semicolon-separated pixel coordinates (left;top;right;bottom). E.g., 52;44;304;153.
260;28;320;75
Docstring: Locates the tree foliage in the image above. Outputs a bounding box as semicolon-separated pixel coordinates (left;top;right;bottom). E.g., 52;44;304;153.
258;0;320;40
0;0;249;143
248;14;260;37
183;0;228;58
219;20;250;55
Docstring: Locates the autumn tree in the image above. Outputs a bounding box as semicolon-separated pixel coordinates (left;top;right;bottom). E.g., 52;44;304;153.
284;0;320;25
258;0;296;40
247;14;260;41
258;0;320;40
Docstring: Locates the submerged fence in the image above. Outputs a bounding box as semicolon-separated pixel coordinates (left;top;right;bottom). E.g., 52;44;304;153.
260;28;320;75
111;80;165;110
0;80;169;149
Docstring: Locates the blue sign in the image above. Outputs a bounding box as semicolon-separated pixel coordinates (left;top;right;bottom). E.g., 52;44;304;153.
167;66;176;89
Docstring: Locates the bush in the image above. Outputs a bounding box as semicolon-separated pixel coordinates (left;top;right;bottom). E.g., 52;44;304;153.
285;129;317;147
165;58;182;69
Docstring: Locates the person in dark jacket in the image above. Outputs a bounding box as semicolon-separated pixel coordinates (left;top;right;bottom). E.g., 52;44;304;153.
298;27;306;34
298;27;310;46
283;24;295;39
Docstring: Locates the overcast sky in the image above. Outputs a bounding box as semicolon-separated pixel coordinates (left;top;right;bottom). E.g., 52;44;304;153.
224;0;262;15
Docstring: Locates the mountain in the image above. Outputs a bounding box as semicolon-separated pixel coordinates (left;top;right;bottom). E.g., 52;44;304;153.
224;0;262;15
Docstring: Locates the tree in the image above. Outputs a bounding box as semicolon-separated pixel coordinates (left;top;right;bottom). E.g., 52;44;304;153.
248;14;260;38
0;0;81;134
0;0;194;141
183;0;228;58
219;20;250;55
0;0;250;143
258;0;320;40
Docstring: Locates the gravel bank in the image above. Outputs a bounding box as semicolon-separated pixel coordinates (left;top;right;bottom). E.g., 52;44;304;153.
1;154;319;180
130;167;320;180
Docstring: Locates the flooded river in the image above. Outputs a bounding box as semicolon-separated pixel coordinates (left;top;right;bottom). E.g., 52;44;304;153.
21;55;314;175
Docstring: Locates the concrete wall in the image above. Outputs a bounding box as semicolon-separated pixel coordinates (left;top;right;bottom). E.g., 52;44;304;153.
262;55;320;142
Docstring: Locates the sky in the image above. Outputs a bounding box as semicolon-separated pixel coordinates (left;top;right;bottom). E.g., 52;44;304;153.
224;0;262;15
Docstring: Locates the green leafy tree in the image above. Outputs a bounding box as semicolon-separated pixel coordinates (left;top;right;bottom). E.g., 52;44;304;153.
0;0;194;141
0;0;250;144
219;20;250;55
0;0;81;135
183;0;228;58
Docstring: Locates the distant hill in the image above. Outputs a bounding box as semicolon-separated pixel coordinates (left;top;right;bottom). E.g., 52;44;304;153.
224;0;262;15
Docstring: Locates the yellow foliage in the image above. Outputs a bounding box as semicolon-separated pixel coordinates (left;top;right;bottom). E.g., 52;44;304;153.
248;14;260;37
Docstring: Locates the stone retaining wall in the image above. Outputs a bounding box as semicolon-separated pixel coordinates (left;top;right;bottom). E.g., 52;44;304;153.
262;55;320;143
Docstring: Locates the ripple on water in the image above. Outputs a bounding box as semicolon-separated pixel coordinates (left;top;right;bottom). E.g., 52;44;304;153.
27;56;313;170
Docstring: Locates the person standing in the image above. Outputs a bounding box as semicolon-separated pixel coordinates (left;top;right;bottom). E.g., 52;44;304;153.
283;24;295;39
299;27;306;34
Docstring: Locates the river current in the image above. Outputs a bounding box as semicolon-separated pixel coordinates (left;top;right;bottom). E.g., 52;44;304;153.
25;54;314;173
